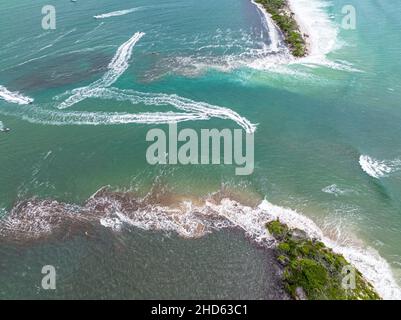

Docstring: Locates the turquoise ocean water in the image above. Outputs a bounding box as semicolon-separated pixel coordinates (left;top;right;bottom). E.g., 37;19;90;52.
1;0;401;299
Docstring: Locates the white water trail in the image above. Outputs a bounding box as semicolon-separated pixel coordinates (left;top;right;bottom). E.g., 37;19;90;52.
58;87;256;133
56;33;256;133
57;32;145;109
94;7;143;19
0;85;33;105
0;105;209;126
0;86;256;132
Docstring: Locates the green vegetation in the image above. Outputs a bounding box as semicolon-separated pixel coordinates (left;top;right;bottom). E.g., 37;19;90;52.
266;220;381;300
256;0;307;57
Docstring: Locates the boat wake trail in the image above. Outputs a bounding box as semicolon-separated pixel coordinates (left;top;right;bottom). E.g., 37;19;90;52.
0;85;33;105
0;32;255;132
94;7;144;19
1;89;255;131
250;0;282;53
57;87;256;133
57;32;145;109
0;105;209;126
55;32;256;133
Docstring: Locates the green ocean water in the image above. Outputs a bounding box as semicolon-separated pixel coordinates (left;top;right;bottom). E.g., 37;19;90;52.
1;0;401;299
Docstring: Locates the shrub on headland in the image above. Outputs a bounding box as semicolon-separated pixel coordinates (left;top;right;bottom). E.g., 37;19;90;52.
256;0;307;57
266;220;381;300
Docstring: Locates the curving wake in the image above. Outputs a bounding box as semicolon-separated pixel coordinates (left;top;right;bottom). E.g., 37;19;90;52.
0;85;33;105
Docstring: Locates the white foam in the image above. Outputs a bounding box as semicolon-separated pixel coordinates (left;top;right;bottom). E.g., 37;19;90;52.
257;199;401;299
325;237;401;300
161;0;356;78
100;217;123;230
322;184;354;196
241;0;360;73
1;88;256;132
0;85;33;105
1;186;400;299
285;0;358;71
94;7;143;19
288;0;338;56
62;87;256;133
102;32;146;86
4;107;209;126
359;155;401;179
250;0;282;52
98;195;401;299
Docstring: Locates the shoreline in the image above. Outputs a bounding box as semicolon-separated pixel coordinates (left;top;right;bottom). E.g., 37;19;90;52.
254;0;309;57
1;186;400;299
285;0;313;54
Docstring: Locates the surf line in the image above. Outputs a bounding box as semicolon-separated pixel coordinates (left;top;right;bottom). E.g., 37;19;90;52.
56;33;256;133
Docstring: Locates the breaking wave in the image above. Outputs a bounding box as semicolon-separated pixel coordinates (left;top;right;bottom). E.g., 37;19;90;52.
285;0;355;72
359;155;401;179
250;0;282;53
251;0;358;72
0;85;33;105
1;186;400;299
287;0;338;57
154;0;358;80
